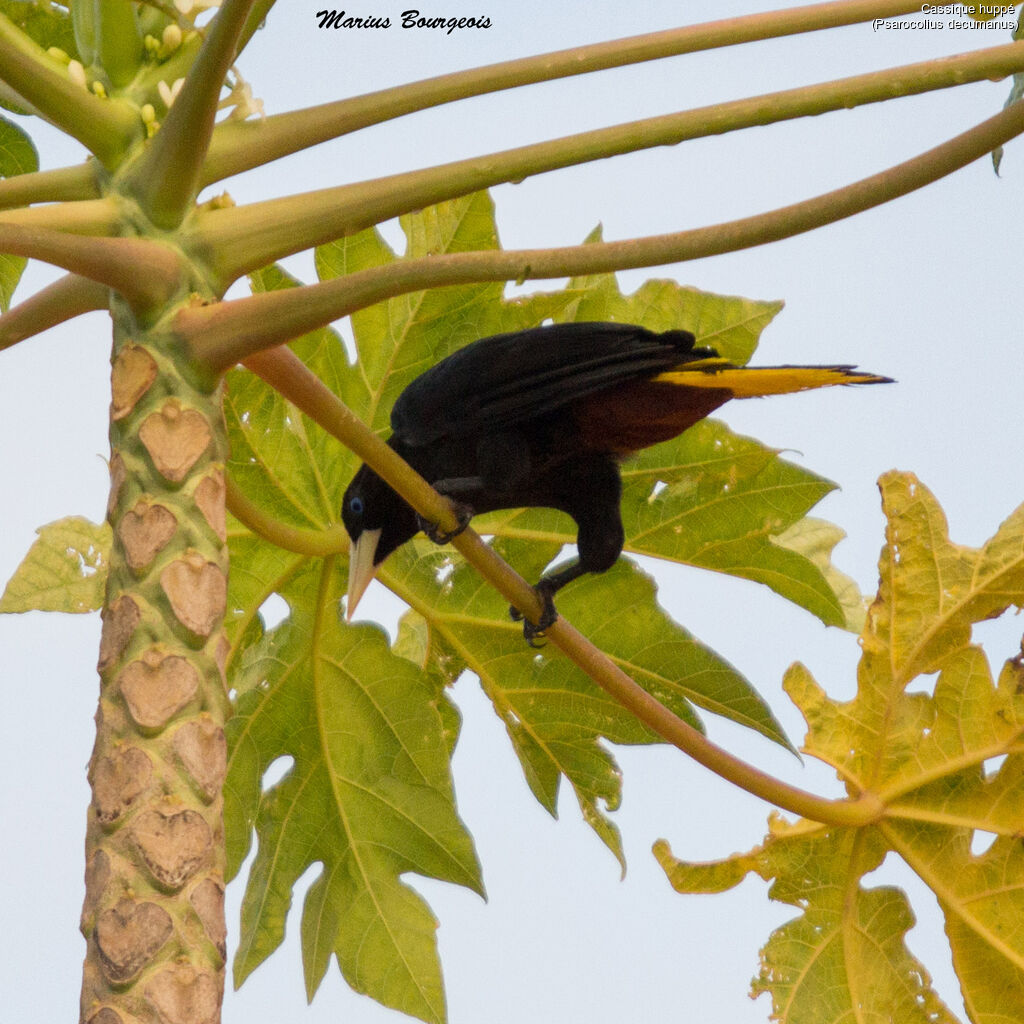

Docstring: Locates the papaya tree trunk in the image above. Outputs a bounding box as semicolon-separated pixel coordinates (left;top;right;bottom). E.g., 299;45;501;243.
80;296;229;1024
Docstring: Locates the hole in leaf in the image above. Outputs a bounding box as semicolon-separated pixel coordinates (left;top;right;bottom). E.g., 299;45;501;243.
904;673;938;698
982;755;1007;780
71;548;98;576
648;480;668;503
262;755;294;792
435;558;455;586
259;593;289;630
970;829;997;856
541;544;576;577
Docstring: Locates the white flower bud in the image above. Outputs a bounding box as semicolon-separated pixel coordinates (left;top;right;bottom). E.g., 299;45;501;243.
67;60;87;89
162;23;182;53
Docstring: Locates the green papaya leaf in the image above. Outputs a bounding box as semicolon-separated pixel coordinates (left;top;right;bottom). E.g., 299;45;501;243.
0;114;38;310
0;1;78;63
380;532;789;868
225;559;482;1023
0;516;110;613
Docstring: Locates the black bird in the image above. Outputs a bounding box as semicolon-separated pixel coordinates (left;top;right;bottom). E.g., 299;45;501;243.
342;321;889;640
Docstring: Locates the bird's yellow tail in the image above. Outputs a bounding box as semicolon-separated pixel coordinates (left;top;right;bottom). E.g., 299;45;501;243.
654;358;892;397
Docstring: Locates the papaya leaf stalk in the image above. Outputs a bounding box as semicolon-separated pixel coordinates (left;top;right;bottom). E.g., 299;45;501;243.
203;0;925;183
185;94;1024;372
196;40;1024;285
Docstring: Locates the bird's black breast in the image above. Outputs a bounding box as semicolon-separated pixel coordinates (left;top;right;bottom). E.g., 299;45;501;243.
389;321;703;446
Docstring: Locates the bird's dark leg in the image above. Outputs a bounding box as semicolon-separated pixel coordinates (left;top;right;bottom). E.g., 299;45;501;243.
510;454;624;645
416;493;475;545
417;430;533;545
510;563;589;646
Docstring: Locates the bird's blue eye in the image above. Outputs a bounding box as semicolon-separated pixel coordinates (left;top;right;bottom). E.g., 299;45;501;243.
349;497;364;515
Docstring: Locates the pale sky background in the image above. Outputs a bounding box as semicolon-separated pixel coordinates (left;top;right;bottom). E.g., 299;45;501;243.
2;3;1023;1022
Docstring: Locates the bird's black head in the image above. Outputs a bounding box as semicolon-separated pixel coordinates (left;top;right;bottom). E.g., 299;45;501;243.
342;463;419;616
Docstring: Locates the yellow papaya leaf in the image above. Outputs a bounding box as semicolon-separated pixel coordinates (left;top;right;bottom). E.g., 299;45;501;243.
657;472;1024;1024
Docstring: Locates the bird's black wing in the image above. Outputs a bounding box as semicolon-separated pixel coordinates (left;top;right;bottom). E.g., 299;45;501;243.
390;322;710;446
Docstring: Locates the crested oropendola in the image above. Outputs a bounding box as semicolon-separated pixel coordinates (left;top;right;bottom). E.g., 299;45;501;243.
342;321;890;641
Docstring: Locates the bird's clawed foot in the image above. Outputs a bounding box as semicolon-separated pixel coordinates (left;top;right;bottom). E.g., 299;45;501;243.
417;500;474;545
510;580;558;647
